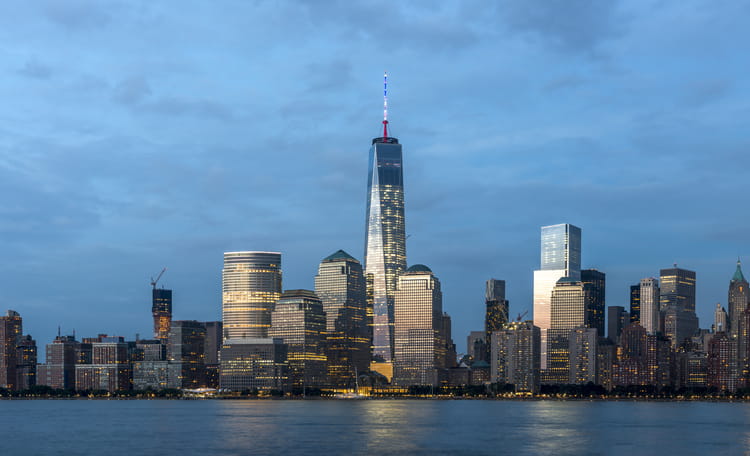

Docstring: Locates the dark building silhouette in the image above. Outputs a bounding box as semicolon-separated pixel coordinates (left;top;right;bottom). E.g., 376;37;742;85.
607;306;629;344
16;335;37;390
729;259;749;337
168;321;207;389
0;310;22;390
152;288;173;343
660;267;696;312
581;269;606;336
630;284;641;324
485;279;509;343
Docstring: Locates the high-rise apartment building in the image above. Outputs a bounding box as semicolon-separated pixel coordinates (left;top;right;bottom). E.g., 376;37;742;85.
640;278;660;335
729;259;749;337
314;250;370;388
393;265;445;387
38;335;78;390
152;288;172;342
485;279;509;342
630;284;641;324
222;251;282;340
0;310;22;390
660;267;696;312
533;223;581;369
269;290;327;389
581;269;605;336
569;327;597;384
707;331;738;392
714;303;728;333
168;320;207;389
490;321;541;393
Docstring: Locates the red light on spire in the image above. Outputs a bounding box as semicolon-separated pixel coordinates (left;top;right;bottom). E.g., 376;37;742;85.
383;71;388;138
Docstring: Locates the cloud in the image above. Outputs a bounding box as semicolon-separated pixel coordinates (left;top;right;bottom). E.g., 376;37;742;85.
17;60;53;79
113;76;152;105
679;79;731;107
499;0;626;53
42;0;113;30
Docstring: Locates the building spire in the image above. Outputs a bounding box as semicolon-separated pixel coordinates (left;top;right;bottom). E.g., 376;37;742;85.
733;257;746;282
382;71;388;138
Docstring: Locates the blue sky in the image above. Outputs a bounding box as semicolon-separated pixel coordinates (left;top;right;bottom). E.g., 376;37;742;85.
1;1;749;354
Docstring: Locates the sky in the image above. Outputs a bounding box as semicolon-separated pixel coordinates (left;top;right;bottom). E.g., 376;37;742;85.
1;1;749;355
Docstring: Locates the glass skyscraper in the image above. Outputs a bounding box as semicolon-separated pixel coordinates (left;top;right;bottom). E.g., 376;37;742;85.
222;251;282;340
533;223;581;369
364;136;406;364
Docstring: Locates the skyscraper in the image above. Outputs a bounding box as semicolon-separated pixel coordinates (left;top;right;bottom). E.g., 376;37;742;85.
364;73;407;365
393;265;444;387
545;277;592;383
222;251;282;340
640;278;660;335
728;259;749;337
168;320;207;389
659;266;696;312
581;269;605;336
607;306;629;344
533;223;581;369
0;310;22;390
629;284;641;324
314;250;370;388
714;303;728;333
269;290;328;389
485;279;509;342
152;288;172;343
490;320;541;393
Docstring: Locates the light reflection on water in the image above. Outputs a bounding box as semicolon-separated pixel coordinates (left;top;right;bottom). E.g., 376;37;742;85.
2;400;750;455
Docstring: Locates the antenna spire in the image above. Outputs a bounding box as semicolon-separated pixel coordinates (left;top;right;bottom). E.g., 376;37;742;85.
382;71;388;138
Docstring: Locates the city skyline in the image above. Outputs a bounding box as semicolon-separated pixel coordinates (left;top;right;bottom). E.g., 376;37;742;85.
1;2;749;354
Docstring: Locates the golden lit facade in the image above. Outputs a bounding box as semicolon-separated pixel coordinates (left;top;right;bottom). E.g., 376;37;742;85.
546;278;593;384
490;321;541;393
640;278;660;335
659;267;696;312
269;290;327;389
392;265;444;387
222;251;281;340
365;137;406;364
152;288;172;342
314;250;370;388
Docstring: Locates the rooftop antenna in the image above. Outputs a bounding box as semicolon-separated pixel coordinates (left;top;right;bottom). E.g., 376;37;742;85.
57;325;61;337
382;71;388;138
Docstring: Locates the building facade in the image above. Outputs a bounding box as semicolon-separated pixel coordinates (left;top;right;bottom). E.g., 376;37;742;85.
152;288;172;342
490;321;541;393
660;267;696;312
729;259;749;337
222;251;282;340
640;278;660;335
392;265;444;387
581;269;605;337
269;290;327;389
314;250;370;388
219;338;289;392
0;310;22;390
168;320;207;389
485;279;509;344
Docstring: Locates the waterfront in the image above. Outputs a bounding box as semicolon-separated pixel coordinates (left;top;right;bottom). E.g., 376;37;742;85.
2;400;749;455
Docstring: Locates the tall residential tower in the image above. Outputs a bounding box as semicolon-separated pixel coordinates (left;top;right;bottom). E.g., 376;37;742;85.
364;73;407;365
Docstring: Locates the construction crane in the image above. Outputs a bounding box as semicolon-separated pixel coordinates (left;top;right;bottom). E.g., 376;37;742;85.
150;268;167;290
516;310;528;322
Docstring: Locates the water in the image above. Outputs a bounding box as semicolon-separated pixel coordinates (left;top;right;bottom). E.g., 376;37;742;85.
2;400;750;455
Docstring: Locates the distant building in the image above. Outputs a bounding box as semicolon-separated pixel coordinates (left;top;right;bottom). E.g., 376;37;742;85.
569;327;597;384
707;332;738;392
485;279;509;342
614;323;649;387
640;278;660;335
203;321;223;388
0;310;22;390
222;251;282;340
607;306;629;344
75;336;131;392
675;350;707;389
269;290;327;389
38;335;78;390
152;288;172;343
630;285;641;324
16;335;37;390
533;223;582;370
219;338;289;392
490;321;540;393
168;321;207;389
467;331;487;363
728;259;749;337
660;267;696;312
545;277;593;384
714;303;729;333
581;269;605;337
596;338;616;391
440;313;457;369
314;250;369;388
393;265;445;387
662;306;699;348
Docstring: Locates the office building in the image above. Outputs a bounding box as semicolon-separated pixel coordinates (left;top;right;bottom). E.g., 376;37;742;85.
490;321;540;393
663;306;699;348
640;278;660;335
729;259;749;337
707;331;738;392
467;330;487;363
630;284;641;324
0;310;22;390
203;321;223;388
614;323;649;387
660;266;696;312
269;290;327;389
16;335;37;390
314;250;370;388
485;279;509;343
364;79;407;366
152;288;172;343
533;223;581;369
607;306;629;344
219;338;289;391
168;320;207;389
393;265;445;387
38;335;78;390
581;269;605;336
75;336;131;392
714;304;728;333
222;251;282;340
545;277;593;383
